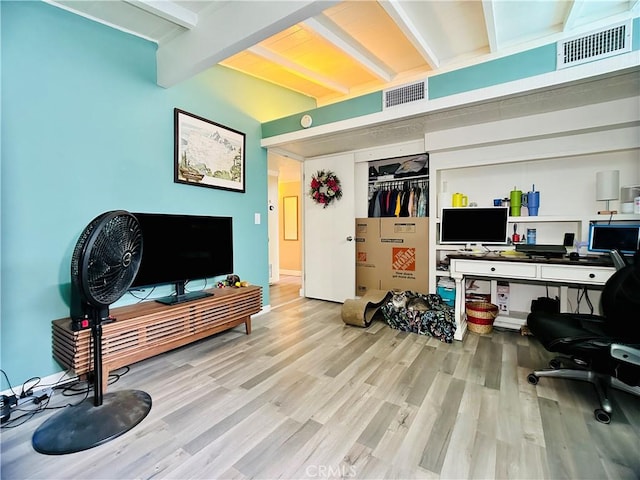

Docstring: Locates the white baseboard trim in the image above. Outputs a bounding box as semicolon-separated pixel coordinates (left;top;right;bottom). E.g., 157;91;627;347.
279;270;302;276
1;370;79;398
255;305;271;316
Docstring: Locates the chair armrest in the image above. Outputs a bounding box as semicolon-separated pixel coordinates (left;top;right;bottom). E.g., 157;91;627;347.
611;343;640;366
609;249;627;271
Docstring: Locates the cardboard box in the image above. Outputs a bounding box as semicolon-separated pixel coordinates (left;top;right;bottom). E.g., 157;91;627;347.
496;281;510;314
355;217;429;295
355;219;382;296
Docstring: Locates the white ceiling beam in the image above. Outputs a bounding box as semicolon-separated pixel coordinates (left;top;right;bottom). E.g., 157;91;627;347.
481;0;499;52
157;0;339;88
124;1;198;29
249;45;349;94
379;0;439;69
563;0;587;31
302;16;395;82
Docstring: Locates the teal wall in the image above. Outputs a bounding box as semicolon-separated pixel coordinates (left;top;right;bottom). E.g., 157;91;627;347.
262;18;640;138
262;91;381;138
428;44;556;99
0;1;313;388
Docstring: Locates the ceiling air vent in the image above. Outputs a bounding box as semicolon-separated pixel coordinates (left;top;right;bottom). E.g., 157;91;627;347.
557;20;632;69
383;80;427;110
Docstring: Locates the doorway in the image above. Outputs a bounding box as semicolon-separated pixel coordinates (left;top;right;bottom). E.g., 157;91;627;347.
267;152;303;307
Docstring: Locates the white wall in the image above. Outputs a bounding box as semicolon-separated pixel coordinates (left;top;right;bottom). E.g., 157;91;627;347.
427;97;640;313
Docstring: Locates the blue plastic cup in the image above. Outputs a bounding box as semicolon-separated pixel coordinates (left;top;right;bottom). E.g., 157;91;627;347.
527;191;540;216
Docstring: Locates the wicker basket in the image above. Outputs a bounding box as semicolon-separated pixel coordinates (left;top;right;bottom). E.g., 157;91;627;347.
465;301;499;334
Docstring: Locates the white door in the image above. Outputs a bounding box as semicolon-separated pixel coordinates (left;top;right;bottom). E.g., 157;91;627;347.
303;153;356;302
267;172;279;284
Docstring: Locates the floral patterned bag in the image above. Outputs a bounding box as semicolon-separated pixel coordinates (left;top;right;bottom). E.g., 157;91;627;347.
381;291;456;343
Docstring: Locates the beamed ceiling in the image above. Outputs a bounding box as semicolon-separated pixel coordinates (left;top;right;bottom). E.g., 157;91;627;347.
49;0;639;108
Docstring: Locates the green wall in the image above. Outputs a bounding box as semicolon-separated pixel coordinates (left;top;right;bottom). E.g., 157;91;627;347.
0;1;313;388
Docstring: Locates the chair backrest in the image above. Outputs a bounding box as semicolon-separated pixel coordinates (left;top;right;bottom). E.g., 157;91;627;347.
602;254;640;340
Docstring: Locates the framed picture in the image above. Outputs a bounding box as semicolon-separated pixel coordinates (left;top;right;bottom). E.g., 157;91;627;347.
283;196;298;241
174;108;246;192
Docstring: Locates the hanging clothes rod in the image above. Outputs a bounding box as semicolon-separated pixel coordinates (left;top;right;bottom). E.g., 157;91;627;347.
368;173;429;185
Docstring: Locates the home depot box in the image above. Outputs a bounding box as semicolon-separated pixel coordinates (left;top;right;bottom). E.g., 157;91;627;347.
355;217;429;295
355;218;383;296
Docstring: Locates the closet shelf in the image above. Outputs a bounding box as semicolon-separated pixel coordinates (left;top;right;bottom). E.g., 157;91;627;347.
368;173;429;184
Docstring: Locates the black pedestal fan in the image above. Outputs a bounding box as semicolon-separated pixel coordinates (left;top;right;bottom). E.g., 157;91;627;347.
32;210;152;455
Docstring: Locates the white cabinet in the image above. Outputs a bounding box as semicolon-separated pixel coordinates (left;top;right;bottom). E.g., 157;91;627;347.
540;264;612;284
452;259;538;278
425;99;639;337
448;256;616;339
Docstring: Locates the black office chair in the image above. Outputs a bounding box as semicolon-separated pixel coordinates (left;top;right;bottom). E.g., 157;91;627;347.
527;250;640;423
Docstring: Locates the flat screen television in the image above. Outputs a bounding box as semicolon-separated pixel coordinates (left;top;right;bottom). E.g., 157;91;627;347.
131;213;234;304
588;223;640;255
440;207;509;245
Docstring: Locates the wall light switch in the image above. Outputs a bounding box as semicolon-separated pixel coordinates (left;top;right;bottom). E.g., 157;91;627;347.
254;213;261;224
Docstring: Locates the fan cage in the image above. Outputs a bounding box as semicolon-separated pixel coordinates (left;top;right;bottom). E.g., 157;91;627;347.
73;211;142;308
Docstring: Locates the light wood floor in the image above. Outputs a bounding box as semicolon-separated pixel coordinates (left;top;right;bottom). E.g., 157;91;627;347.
269;275;302;308
2;297;639;479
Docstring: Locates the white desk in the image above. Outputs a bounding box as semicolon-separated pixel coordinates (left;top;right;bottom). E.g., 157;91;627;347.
448;255;616;340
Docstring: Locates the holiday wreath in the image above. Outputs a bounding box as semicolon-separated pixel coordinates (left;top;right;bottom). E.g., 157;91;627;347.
309;170;343;208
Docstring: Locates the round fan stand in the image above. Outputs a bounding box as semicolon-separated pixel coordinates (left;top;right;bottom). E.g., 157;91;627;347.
32;310;152;455
32;210;152;455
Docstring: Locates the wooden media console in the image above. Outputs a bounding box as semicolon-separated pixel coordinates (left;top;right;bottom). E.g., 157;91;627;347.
52;285;262;392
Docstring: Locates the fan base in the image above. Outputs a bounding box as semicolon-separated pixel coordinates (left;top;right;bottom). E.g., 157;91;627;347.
32;389;152;455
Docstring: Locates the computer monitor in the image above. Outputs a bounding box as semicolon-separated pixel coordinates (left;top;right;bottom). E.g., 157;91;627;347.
588;224;640;255
440;207;509;245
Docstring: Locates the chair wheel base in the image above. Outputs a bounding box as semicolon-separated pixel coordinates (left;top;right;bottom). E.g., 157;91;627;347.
527;373;539;385
595;408;611;424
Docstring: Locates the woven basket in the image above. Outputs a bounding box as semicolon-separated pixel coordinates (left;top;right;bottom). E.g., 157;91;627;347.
466;301;499;334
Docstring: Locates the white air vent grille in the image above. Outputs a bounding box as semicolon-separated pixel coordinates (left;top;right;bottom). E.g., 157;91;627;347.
383;80;427;109
557;20;632;69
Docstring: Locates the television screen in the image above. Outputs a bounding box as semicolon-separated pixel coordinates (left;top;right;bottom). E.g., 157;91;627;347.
588;224;640;255
440;207;509;245
131;213;234;292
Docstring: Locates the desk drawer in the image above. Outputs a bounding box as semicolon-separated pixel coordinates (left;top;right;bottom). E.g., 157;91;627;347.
452;260;537;279
540;265;613;285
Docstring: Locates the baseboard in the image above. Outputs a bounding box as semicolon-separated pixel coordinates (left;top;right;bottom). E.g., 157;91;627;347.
255;305;271;316
279;270;302;276
1;370;79;398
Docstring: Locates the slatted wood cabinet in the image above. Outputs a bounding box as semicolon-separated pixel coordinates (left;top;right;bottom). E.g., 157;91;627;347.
52;285;262;392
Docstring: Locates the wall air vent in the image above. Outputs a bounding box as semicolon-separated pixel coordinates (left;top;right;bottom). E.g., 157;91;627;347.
557;20;632;69
383;80;427;110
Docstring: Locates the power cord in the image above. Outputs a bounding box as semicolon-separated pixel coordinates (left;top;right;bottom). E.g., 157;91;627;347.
575;286;594;314
19;376;41;399
128;286;157;303
0;365;129;429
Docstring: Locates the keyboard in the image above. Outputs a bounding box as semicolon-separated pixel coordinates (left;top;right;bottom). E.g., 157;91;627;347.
515;244;567;257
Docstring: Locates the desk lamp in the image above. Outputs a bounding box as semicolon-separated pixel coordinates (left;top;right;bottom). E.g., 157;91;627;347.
596;170;619;215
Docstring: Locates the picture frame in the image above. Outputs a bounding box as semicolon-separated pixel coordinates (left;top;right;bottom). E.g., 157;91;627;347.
283;196;298;241
174;108;246;192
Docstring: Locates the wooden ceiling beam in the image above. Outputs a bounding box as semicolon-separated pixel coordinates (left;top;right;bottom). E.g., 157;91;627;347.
157;0;339;88
124;0;198;29
563;0;587;32
379;0;439;69
481;0;498;52
249;45;350;94
302;15;395;82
